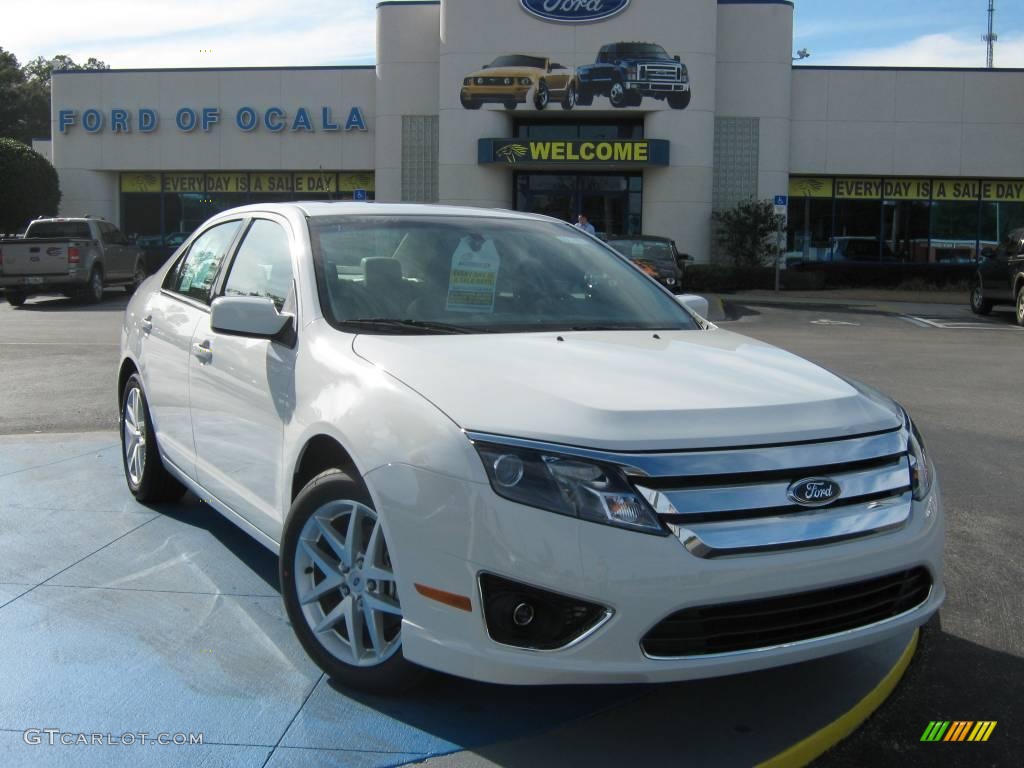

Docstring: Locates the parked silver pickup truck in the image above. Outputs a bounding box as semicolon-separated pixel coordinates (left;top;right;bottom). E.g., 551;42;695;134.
0;217;146;306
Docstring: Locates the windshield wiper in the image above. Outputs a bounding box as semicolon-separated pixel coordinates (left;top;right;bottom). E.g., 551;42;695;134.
340;318;476;335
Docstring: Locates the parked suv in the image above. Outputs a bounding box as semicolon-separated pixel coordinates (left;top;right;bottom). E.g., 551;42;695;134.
0;217;146;306
606;235;684;291
970;227;1024;324
577;42;691;109
118;203;943;692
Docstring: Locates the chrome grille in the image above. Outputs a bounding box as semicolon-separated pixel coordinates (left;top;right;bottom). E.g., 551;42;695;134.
633;430;912;557
640;64;681;82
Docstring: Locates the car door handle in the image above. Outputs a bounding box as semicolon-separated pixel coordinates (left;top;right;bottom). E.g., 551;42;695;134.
140;316;153;334
192;341;213;363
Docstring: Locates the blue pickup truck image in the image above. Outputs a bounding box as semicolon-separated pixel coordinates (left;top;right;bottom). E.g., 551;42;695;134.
576;42;691;110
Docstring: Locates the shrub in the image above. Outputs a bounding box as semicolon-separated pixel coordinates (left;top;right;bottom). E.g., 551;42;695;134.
0;138;60;234
711;198;786;267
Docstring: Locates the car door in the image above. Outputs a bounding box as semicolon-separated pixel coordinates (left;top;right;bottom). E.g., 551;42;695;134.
100;222;129;277
1009;231;1024;300
139;219;244;479
981;235;1015;301
189;216;298;536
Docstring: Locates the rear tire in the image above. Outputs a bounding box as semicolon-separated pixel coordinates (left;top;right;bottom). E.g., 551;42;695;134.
127;261;147;294
533;80;550;110
970;280;993;315
81;267;104;304
561;82;577;111
280;469;428;693
120;373;187;503
1016;285;1024;327
5;290;26;307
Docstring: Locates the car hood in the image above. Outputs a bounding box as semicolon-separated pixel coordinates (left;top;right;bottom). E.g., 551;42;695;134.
351;329;903;451
471;67;540;78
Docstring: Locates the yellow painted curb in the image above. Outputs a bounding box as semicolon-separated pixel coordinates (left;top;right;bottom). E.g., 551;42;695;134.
756;629;920;768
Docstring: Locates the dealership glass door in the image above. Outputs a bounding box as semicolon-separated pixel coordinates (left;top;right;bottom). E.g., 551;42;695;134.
515;172;642;236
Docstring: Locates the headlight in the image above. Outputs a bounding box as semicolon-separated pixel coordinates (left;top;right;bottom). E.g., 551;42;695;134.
904;411;933;501
626;65;638;80
665;277;676;285
476;77;484;85
473;441;667;535
504;77;512;85
519;77;532;85
464;77;471;86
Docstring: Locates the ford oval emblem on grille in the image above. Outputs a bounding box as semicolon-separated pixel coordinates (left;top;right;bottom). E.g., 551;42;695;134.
787;478;841;507
520;0;631;24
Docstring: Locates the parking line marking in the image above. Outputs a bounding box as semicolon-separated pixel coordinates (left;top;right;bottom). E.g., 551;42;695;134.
901;316;1024;330
0;342;121;346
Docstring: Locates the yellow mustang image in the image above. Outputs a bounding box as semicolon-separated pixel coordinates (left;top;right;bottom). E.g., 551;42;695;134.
460;54;579;111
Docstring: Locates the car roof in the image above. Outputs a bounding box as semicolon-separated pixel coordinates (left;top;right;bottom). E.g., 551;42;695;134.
607;235;673;243
208;201;564;224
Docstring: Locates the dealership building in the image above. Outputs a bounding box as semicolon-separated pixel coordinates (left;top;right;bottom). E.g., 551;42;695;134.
42;0;1024;263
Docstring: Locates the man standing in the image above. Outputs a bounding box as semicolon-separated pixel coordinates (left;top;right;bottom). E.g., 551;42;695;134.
574;213;596;236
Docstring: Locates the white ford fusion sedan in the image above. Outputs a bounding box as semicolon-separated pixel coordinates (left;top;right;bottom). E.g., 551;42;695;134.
118;203;944;691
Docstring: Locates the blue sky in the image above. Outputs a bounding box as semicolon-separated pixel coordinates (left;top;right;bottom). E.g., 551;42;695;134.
3;0;1022;69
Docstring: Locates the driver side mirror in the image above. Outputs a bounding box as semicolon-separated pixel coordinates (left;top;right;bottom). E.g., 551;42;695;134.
675;293;709;319
211;296;294;343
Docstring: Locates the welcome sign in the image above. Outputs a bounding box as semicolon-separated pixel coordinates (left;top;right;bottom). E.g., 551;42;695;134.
520;0;631;23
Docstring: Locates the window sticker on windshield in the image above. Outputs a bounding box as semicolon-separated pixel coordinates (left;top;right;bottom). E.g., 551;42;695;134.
446;237;500;313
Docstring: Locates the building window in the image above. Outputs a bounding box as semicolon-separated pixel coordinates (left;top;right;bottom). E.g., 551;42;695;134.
929;201;979;262
514;119;643;140
401;116;439;203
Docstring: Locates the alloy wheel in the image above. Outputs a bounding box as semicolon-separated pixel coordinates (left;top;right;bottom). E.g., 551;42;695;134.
123;386;147;487
972;286;983;310
610;82;625;107
294;500;402;667
1017;289;1024;324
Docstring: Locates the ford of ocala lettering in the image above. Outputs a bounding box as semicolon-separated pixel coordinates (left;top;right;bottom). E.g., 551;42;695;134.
461;55;580;111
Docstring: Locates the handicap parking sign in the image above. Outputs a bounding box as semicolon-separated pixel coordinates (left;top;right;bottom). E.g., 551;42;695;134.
774;195;788;214
354;188;367;201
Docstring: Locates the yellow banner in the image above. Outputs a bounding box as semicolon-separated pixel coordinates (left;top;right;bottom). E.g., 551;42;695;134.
249;173;294;193
204;173;250;193
981;180;1024;202
120;173;161;193
931;180;980;201
162;173;204;194
835;178;883;199
883;179;931;200
337;172;375;192
788;177;833;198
293;173;339;194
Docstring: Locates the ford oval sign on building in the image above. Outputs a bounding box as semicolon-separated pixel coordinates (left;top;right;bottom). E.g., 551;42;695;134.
520;0;631;24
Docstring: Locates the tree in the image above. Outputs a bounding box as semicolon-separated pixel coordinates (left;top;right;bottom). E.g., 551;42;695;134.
712;198;786;267
0;138;61;233
0;48;108;143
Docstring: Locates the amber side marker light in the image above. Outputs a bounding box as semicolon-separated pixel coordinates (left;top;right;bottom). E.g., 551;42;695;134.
414;583;473;612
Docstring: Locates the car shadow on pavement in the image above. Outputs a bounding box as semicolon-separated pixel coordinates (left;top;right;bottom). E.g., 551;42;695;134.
9;294;130;312
815;620;1023;767
152;494;281;593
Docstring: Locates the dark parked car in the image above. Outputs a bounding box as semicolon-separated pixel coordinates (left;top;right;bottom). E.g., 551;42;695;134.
606;236;684;291
970;227;1024;325
136;231;190;272
576;42;691;109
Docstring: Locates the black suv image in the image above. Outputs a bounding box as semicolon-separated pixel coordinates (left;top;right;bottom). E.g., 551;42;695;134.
576;42;691;109
970;227;1024;325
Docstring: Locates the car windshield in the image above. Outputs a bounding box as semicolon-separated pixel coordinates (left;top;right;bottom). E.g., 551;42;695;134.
308;215;699;334
25;222;92;239
608;44;669;59
607;239;676;267
488;55;546;69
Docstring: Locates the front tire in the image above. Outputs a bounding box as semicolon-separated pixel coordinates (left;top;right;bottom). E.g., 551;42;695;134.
280;470;427;693
970;280;993;315
667;91;691;109
576;84;593;106
5;290;26;307
1016;285;1024;327
120;373;187;503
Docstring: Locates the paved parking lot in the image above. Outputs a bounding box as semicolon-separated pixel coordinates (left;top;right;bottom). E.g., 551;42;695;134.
0;292;1021;766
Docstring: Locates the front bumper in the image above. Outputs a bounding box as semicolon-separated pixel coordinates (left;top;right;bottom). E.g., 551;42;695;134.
366;463;945;685
461;86;531;104
626;81;690;94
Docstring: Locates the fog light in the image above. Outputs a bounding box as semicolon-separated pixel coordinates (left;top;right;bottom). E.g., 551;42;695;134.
479;573;610;650
512;602;535;626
